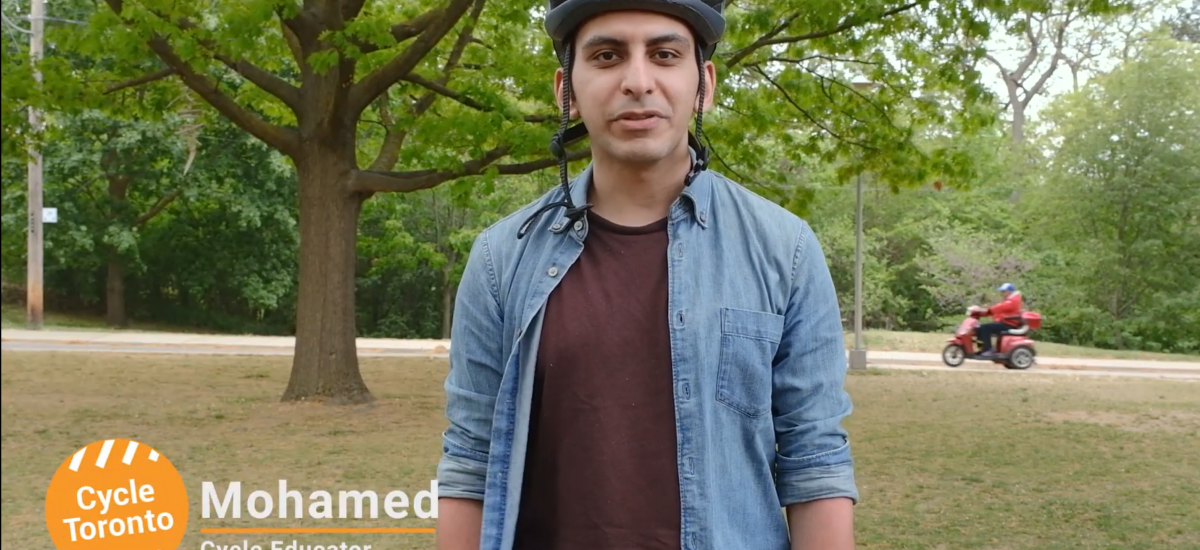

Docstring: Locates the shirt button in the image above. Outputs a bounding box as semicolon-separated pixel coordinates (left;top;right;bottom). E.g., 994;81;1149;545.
573;220;583;231
548;266;559;277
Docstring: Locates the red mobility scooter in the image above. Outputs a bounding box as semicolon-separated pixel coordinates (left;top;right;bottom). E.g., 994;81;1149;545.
942;306;1042;370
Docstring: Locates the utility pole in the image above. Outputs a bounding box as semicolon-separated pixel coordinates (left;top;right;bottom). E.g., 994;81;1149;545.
849;169;867;370
26;0;45;329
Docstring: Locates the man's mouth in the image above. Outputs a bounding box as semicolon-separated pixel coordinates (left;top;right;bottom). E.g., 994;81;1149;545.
616;110;664;121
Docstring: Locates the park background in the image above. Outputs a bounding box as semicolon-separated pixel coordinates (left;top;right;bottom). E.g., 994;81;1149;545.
2;0;1198;548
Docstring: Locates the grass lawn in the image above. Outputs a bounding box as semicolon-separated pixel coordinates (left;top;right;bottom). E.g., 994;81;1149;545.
3;352;1198;549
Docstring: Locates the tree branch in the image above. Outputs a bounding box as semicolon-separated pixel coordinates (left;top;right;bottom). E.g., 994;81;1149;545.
391;8;445;44
725;12;801;68
441;0;484;78
279;16;305;69
727;2;923;67
368;91;408;171
348;147;592;193
368;0;482;173
215;54;302;111
135;188;183;226
349;0;475;115
750;65;877;151
104;68;177;94
401;73;557;123
145;35;300;155
1025;51;1063;100
798;64;895;125
101;0;300;154
342;0;367;22
768;55;881;66
148;9;302;111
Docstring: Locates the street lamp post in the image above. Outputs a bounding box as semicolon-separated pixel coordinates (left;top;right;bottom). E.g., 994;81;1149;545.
849;169;867;370
846;81;877;371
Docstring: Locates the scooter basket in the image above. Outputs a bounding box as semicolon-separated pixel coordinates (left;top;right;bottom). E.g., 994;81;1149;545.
1021;311;1042;330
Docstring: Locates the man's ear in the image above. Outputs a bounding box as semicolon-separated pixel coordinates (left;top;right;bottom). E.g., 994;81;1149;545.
695;60;717;113
554;68;580;120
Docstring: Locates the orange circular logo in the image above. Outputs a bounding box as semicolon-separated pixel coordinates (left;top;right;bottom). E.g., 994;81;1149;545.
45;439;189;550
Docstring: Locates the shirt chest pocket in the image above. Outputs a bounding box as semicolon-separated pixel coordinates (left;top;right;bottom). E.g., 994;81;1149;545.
716;307;785;418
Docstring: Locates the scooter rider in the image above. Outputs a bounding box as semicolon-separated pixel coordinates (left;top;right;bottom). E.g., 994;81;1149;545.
977;283;1023;357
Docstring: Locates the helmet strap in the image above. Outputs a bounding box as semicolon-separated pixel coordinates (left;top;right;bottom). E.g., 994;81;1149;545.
688;42;710;186
519;40;592;239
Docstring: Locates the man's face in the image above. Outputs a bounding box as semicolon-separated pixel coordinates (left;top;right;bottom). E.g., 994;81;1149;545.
555;10;716;167
1001;290;1012;299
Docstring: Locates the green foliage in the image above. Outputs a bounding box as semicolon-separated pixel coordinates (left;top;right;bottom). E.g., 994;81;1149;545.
356;171;549;338
1021;35;1200;352
1;112;299;332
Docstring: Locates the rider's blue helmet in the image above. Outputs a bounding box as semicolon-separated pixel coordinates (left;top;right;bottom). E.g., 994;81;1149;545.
998;283;1016;292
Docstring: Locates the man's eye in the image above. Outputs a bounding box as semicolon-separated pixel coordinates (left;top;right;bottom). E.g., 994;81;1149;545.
595;52;618;61
653;50;679;60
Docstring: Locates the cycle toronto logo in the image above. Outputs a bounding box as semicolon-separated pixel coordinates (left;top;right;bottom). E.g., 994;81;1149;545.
44;438;190;550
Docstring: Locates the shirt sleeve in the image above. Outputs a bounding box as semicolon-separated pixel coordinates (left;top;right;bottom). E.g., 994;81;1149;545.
771;222;859;506
437;230;505;500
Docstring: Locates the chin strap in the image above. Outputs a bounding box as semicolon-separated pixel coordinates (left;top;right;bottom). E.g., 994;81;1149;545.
517;123;594;239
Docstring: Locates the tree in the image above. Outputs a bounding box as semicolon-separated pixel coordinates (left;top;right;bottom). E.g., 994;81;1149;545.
1026;35;1200;351
1168;0;1200;42
71;0;589;403
44;109;201;327
978;1;1124;145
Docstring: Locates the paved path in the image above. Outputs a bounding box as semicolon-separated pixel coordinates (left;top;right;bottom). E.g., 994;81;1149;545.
4;328;1198;379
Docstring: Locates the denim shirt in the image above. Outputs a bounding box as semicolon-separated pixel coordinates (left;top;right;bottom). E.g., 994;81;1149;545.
437;156;858;550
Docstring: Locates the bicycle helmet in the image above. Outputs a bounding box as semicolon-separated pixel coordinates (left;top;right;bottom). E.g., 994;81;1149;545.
545;0;727;62
518;0;727;238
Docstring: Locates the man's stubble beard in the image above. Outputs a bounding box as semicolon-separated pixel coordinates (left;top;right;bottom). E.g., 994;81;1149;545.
594;131;689;167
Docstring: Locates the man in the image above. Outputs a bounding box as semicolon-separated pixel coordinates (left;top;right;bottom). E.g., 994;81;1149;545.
976;283;1024;357
436;2;858;549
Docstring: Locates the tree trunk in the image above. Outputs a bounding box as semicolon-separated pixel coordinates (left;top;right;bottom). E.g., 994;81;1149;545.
1011;104;1026;145
105;171;131;328
1110;289;1125;350
106;248;128;328
441;264;455;340
281;151;373;404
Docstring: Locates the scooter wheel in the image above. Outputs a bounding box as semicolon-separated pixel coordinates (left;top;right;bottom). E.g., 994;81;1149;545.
1005;345;1036;370
942;344;966;367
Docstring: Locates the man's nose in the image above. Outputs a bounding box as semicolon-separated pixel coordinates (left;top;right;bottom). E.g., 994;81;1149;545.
621;54;655;97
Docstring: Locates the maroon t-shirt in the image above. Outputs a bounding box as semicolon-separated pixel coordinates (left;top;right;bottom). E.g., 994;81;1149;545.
512;210;682;550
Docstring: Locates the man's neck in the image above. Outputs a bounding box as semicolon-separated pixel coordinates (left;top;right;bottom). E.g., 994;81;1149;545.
587;147;692;227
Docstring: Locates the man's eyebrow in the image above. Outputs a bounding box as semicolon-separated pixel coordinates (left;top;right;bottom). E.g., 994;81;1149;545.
580;35;624;50
579;32;692;50
646;32;691;48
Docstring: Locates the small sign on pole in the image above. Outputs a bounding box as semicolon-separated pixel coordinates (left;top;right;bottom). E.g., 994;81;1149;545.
42;207;57;224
